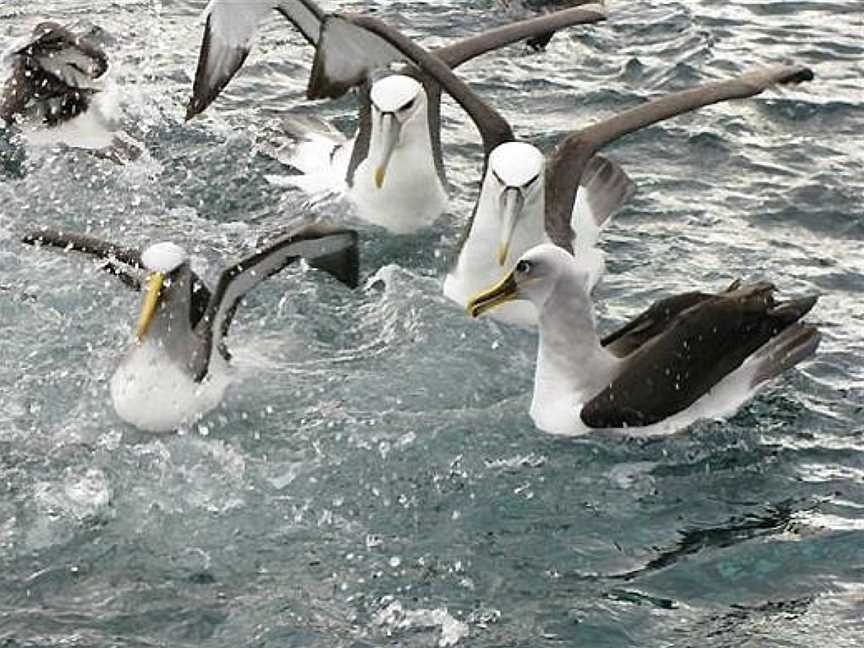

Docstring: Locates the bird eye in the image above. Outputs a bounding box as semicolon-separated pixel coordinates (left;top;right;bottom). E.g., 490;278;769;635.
400;98;416;112
516;260;533;275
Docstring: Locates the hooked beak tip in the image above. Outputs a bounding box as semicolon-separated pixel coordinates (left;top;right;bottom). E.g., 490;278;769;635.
374;167;385;189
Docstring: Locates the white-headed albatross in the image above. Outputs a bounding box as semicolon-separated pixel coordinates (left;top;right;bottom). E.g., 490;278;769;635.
21;223;359;432
185;2;607;233
317;17;816;324
467;244;821;436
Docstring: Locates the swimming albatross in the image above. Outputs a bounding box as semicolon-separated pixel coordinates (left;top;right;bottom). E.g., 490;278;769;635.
323;17;815;323
467;244;821;436
1;22;140;161
185;1;606;232
21;223;359;432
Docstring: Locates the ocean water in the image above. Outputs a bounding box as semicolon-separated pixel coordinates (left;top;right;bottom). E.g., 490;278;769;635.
0;1;862;646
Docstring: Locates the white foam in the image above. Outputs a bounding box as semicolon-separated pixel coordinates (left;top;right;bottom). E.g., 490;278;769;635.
374;599;469;647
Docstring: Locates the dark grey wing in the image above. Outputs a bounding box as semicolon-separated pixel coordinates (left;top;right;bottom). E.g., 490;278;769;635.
310;15;514;156
345;82;373;186
600;290;716;358
544;64;815;250
21;227;145;290
581;282;819;428
193;224;358;380
305;14;407;101
434;3;606;69
186;0;324;119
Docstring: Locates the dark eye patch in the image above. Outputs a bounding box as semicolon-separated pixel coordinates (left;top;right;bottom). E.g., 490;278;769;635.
400;97;416;112
523;173;540;189
516;260;533;275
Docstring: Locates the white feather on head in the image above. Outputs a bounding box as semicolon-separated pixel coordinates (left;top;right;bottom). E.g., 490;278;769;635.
370;74;422;112
141;242;187;273
489;141;545;187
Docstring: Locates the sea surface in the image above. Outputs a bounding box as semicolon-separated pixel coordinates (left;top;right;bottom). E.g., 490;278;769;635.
1;1;862;646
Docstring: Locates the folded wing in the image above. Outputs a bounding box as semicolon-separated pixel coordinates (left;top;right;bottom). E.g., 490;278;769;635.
581;282;819;428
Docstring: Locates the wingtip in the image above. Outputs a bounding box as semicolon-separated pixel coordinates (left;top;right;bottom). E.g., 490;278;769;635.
783;66;815;85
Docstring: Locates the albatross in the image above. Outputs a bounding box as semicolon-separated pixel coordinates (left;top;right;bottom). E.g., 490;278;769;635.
316;16;815;323
185;1;607;232
21;223;359;432
1;22;140;161
467;244;821;436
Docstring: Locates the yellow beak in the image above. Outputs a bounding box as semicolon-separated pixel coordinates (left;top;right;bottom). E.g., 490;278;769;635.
373;113;399;189
135;272;164;341
374;166;386;189
497;187;523;267
465;271;519;318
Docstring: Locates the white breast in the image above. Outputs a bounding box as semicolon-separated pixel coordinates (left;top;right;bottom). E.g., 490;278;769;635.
110;341;232;433
348;113;447;234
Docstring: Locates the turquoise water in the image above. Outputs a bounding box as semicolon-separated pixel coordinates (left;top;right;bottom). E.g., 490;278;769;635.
1;1;862;646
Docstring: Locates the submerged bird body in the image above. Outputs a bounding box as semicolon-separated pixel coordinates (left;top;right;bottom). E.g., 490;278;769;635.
23;225;359;433
1;22;108;128
468;245;821;436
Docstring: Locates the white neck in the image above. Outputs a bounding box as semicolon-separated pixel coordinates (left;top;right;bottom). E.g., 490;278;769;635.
444;171;547;324
530;272;619;434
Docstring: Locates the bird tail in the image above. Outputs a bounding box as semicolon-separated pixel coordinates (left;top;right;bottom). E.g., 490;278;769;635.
263;114;349;199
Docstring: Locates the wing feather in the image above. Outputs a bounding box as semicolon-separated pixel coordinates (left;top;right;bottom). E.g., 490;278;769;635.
582;282;818;428
544;64;815;249
186;0;324;119
21;227;144;290
309;15;514;155
193;223;358;380
434;3;606;69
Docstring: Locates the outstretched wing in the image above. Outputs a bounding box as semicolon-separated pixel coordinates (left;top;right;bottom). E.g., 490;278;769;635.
309;15;514;156
434;3;606;69
22;227;144;289
193;223;358;380
186;0;324;119
544;64;815;249
581;282;819;428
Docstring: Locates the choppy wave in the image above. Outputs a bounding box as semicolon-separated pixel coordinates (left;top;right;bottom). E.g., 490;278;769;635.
0;0;862;646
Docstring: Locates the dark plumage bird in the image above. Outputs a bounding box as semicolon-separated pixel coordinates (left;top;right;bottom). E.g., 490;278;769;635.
2;22;107;127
